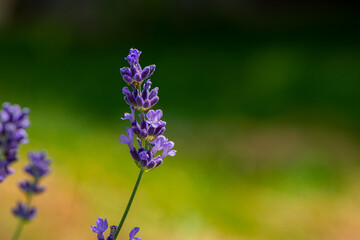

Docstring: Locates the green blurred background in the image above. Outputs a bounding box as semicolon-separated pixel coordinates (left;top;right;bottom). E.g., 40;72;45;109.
1;1;360;239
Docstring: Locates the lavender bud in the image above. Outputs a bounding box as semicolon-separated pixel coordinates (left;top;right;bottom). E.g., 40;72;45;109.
144;80;152;90
134;73;142;82
141;66;150;80
147;126;155;136
150;96;159;107
148;87;159;99
135;95;144;106
122;87;132;96
140;120;147;130
143;100;150;109
141;89;149;100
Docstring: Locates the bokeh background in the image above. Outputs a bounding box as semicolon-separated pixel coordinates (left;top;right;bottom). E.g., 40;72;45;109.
1;1;360;239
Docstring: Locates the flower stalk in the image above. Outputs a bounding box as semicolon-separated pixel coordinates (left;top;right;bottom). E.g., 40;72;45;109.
113;167;145;240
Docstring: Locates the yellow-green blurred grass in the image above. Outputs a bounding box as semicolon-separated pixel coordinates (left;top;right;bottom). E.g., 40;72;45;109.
1;106;360;239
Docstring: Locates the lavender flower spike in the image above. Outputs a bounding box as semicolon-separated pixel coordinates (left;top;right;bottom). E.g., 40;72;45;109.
0;102;30;182
12;150;51;228
129;227;142;240
109;48;177;239
91;217;109;240
120;48;156;86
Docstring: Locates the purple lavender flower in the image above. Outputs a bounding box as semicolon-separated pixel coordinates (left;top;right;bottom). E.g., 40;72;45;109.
12;151;51;224
120;49;156;86
91;217;109;240
122;108;166;143
103;49;176;239
129;227;142;240
123;134;176;171
0;102;30;182
122;80;159;111
12;202;37;221
24;151;51;178
19;180;45;194
119;48;176;172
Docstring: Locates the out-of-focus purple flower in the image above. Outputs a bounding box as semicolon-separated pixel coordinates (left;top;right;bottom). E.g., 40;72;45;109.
91;217;109;240
129;227;142;240
0;161;14;182
120;49;156;86
19;180;45;194
12;202;37;221
122;80;159;111
13;151;51;222
0;102;30;182
24;152;51;178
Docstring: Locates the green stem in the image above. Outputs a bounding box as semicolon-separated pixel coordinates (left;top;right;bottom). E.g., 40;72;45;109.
11;219;24;240
11;194;33;240
113;167;145;240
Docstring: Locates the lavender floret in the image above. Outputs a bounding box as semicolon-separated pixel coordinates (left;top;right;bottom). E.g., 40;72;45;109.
129;227;142;240
0;102;30;182
122;132;175;171
24;151;51;178
122;80;159;111
120;49;156;86
91;217;109;240
122;108;166;143
19;180;46;194
12;202;37;221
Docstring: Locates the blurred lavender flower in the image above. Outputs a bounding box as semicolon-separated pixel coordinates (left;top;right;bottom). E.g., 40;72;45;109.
12;202;37;221
12;151;51;223
91;217;109;240
129;227;142;240
24;151;51;179
120;49;156;86
19;180;45;194
0;102;30;182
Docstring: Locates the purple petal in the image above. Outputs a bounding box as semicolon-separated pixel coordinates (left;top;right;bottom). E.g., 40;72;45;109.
148;87;158;99
129;227;140;239
91;225;99;233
